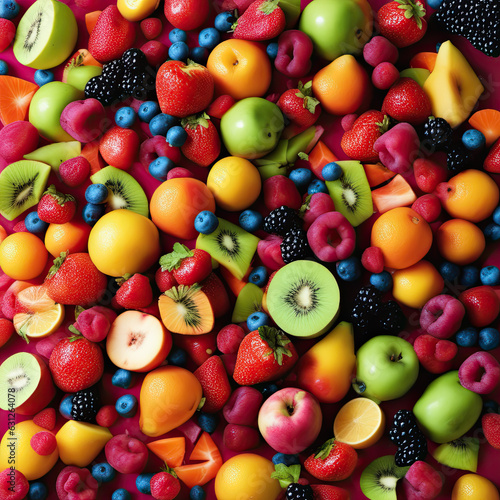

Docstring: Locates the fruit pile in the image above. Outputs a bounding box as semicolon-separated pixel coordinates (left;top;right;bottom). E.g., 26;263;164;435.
0;0;499;498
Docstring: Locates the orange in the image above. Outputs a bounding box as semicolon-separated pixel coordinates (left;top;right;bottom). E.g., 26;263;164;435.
147;437;186;468
409;51;437;72
469;109;500;147
206;156;261;211
150;177;215;240
206;39;271;100
370;207;433;269
0;224;7;244
0;75;39;126
312;54;370;116
44;220;92;257
392;260;444;309
452;473;499;500
436;219;485;265
0;232;48;280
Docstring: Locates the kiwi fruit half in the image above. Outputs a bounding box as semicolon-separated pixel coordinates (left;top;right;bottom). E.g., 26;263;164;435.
266;260;340;338
432;437;479;472
0;160;51;220
360;455;410;500
232;282;263;323
91;166;149;217
24;141;81;172
196;218;260;280
326;160;373;227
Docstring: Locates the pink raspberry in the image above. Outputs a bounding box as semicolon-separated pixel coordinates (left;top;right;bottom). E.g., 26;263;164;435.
141;40;169;66
420;294;465;339
56;466;99;500
413;334;457;374
372;62;400;90
0;19;15;53
363;36;399;67
31;431;57;456
411;194;441;223
59;156;91;188
361;246;385;273
140;18;162;40
217;324;246;354
96;405;119;427
403;461;443;499
458;351;500;394
33;408;56;430
0;468;29;500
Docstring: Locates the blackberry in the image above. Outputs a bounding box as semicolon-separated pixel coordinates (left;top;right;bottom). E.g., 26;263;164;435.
121;66;157;101
281;228;309;264
389;410;419;444
263;205;302;236
101;58;125;80
285;483;314;500
71;387;100;422
447;144;472;174
121;48;148;71
84;75;120;106
350;286;382;337
422;117;452;151
390;409;428;466
377;300;405;335
395;434;428;466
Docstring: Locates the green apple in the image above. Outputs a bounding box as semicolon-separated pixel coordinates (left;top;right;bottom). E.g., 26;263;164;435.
352;335;419;403
413;370;482;444
29;82;84;142
400;68;431;87
66;65;103;92
299;0;373;61
220;97;285;159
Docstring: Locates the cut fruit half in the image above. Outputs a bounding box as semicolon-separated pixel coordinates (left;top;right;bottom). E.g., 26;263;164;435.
308;140;338;180
371;174;416;214
468;109;500;147
231;283;263;323
432;437;479;472
409;51;437;72
360;455;410;500
147;436;186;468
0;75;39;126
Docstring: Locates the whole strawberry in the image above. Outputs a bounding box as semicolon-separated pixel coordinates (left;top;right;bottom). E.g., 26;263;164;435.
181;113;221;167
304;438;358;482
194;355;232;412
49;336;104;392
377;0;427;48
277;81;321;128
233;0;286;41
485;138;500;173
45;252;108;306
233;326;298;385
156;60;214;118
37;185;76;224
482;413;500;449
115;273;153;309
99;126;140;171
159;243;212;286
341;110;390;162
150;469;181;500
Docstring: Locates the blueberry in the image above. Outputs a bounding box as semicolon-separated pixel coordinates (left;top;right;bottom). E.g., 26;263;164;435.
214;11;235;32
197;412;219;433
34;70;54;86
247;311;269;331
138;101;160;123
115;106;136;128
111;368;133;389
115;394;138;418
195;210;219;234
112;488;131;500
0;60;8;75
289;168;313;192
439;261;461;282
149;156;175;181
167;125;188;147
427;0;444;8
82;202;105;225
336;256;362;282
260;382;279;398
0;0;20;19
271;453;300;466
190;46;208;64
149;113;177;136
239;209;263;232
480;265;500;286
24;211;48;235
307;178;328;195
479;327;500;350
369;271;392;292
28;481;48;500
322;162;342;181
167;346;187;366
460;265;480;287
492;206;500;226
85;183;108;204
456;327;478;347
92;462;116;483
266;42;279;59
136;473;154;494
248;266;268;287
462;129;486;150
483;223;500;241
199;27;220;50
59;394;74;419
169;28;187;43
169;41;190;61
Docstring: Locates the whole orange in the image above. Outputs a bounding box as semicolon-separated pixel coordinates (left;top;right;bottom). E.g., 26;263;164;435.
45;220;91;257
436;218;485;265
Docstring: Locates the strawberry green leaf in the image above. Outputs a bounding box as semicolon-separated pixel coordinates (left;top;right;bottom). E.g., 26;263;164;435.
181;112;210;130
314;438;335;460
259;0;281;15
68;324;81;336
159;243;194;271
43;184;75;206
298;152;309;161
396;0;426;29
160;465;178;477
271;463;301;489
376;115;391;135
74;305;85;320
258;325;292;365
299;194;312;217
46;251;68;280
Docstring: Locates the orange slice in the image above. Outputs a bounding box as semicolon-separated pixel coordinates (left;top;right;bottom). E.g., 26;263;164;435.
147;437;186;468
0;75;38;126
371;174;416;214
308;140;338;180
409;52;437;72
469;109;500;147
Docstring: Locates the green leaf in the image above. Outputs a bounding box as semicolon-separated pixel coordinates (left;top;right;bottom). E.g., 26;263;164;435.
258;325;292;366
258;0;281;15
159;242;194;271
43;184;75;206
74;305;86;321
314;438;335;460
46;251;68;280
68;324;81;336
298;152;309;161
271;463;301;489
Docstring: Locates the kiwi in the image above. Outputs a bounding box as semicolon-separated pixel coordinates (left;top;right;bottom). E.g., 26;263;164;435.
24;141;81;171
196;218;260;280
266;260;340;338
360;455;410;500
231;283;263;323
0;160;51;220
326;160;373;227
91;166;149;217
432;437;479;472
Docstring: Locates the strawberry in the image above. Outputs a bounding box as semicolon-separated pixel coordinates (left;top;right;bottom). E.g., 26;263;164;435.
0;19;15;53
207;95;236;120
45;252;108;306
377;0;427;48
155;267;178;293
99;126;140;171
277;81;322;128
194;355;232;412
49;335;104;392
0;318;14;348
482;413;500;449
150;469;181;500
164;0;210;31
233;0;286;41
173;330;217;366
114;273;153;309
88;5;136;63
33;408;56;431
232;326;298;385
310;484;350;500
413;154;448;193
181;113;221;167
156;60;214;118
341;110;390;162
381;77;432;126
159;243;212;286
485;138;500;173
303;438;358;482
37;185;76;224
200;272;230;318
458;285;500;328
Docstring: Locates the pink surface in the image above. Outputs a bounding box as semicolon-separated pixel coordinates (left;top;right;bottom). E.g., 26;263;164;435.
1;0;500;499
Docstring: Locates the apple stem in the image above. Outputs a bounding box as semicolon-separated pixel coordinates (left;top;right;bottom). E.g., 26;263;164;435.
390;352;403;362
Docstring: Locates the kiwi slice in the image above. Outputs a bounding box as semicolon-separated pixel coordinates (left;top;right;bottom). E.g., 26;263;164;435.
432;437;479;472
0;160;51;220
24;141;81;172
231;283;263;323
360;455;410;500
326;160;373;227
91;166;149;217
196;218;259;280
266;260;340;338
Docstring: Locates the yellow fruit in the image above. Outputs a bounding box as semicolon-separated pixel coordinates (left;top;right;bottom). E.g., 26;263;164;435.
117;0;160;21
452;473;500;500
333;397;385;449
0;420;58;480
214;453;282;500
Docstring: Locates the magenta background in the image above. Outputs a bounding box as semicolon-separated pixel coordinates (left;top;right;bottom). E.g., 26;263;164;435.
0;0;500;498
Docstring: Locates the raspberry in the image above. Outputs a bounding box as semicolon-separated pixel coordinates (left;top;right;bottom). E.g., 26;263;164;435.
140;18;163;40
58;156;91;188
30;431;57;456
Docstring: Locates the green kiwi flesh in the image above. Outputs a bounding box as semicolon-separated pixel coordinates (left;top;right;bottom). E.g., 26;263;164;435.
326;160;373;227
432;437;479;472
0;160;51;220
91;166;149;217
24;141;81;171
360;455;410;500
266;260;340;338
231;283;263;323
196;218;260;280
